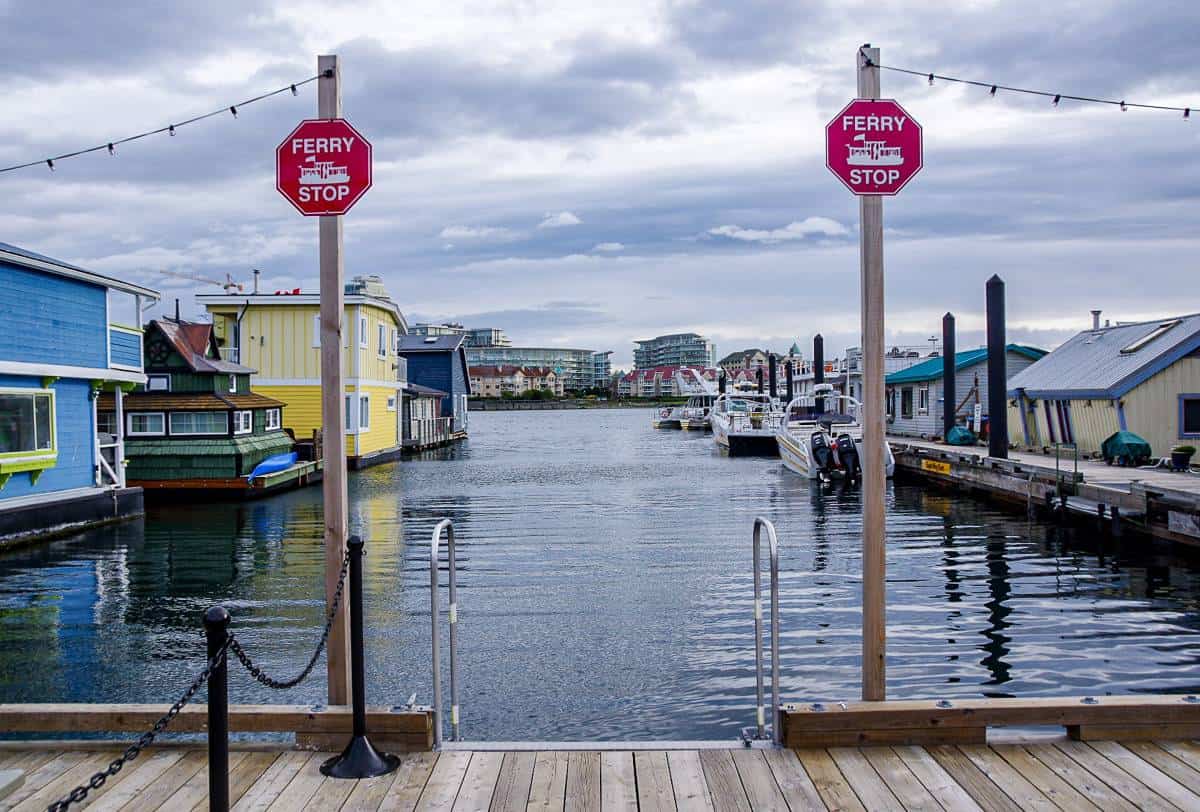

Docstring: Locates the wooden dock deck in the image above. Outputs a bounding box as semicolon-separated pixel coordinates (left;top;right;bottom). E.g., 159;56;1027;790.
4;739;1200;810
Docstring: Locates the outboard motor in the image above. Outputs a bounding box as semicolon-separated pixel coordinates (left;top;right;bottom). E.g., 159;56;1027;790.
835;434;860;480
810;432;834;476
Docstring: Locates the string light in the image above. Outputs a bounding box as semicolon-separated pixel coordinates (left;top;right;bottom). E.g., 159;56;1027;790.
1;72;326;174
858;48;1195;117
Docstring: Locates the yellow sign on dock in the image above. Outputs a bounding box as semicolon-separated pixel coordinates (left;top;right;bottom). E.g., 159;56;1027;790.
921;459;952;475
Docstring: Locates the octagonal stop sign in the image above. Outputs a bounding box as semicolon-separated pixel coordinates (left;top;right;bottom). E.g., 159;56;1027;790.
276;119;372;216
826;99;922;196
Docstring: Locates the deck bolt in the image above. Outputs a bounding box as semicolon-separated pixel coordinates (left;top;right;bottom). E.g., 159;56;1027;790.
311;703;326;712
1184;695;1200;704
936;700;953;709
810;703;825;712
1081;696;1098;705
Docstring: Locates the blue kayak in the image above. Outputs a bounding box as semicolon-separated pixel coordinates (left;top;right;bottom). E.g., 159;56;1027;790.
247;452;298;482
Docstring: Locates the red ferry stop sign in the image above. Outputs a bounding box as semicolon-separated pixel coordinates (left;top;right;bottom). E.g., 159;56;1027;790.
276;119;372;215
825;99;922;196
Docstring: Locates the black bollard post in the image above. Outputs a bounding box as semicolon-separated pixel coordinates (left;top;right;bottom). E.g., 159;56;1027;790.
718;372;727;394
942;313;956;440
321;536;401;778
756;366;764;394
204;606;230;812
768;354;778;401
1111;506;1123;538
813;335;825;414
986;275;1009;459
785;359;795;403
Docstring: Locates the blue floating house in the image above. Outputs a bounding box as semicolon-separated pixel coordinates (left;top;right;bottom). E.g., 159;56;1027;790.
397;334;471;446
0;242;159;544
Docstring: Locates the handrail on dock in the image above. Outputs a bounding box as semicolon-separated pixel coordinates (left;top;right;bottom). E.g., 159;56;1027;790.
751;516;781;745
430;519;461;748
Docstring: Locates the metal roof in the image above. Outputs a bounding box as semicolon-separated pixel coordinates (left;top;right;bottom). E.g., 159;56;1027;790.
0;241;160;299
1008;313;1200;399
887;345;1046;385
397;334;466;352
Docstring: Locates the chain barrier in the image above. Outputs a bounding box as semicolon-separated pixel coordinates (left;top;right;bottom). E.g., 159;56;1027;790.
46;638;231;812
229;547;352;690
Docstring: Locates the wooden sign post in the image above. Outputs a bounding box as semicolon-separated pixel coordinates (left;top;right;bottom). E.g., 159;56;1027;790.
318;53;351;705
857;45;887;701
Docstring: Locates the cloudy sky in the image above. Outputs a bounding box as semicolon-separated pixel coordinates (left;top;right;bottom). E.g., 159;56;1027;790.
2;0;1197;368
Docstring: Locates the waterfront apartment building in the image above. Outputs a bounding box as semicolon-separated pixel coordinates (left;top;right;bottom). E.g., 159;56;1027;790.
616;366;718;398
411;322;512;348
198;275;408;468
469;365;563;397
634;333;715;369
718;348;768;377
466;346;612;391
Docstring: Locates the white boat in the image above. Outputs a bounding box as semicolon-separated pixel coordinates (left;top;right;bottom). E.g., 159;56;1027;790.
710;393;783;456
679;393;716;430
651;405;683;429
776;386;895;480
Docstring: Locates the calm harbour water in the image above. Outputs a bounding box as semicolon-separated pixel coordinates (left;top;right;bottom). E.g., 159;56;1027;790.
2;408;1199;741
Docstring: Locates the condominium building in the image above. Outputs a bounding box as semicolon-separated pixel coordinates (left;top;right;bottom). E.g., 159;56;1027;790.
633;333;715;369
466;346;612;391
469;365;563;397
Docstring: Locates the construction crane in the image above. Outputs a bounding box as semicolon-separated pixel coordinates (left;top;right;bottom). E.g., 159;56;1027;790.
157;268;244;293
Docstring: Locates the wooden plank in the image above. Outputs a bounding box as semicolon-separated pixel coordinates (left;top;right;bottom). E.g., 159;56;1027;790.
1123;742;1200;790
527;752;567;812
988;744;1100;812
761;749;824;812
264;752;328;811
697;750;749;812
340;765;401;812
827;748;902;812
113;749;208;811
1087;741;1200;810
379;751;438;812
232;750;310;812
1157;739;1200;764
1053;741;1175;810
664;750;708;812
0;751;86;809
11;751;116;812
490;752;536;812
217;751;282;811
893;745;982;812
85;750;188;812
598;752;636;812
456;752;505;812
794;748;864;812
730;750;788;811
926;745;1020;812
148;751;248;811
785;726;986;748
560;752;598;812
305;772;357;810
958;745;1056;811
1070;724;1200;742
417;751;472;812
859;747;940;810
0;704;431;736
1021;744;1138;812
0;751;62;777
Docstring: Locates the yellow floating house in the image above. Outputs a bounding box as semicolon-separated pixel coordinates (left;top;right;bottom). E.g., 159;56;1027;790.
197;275;408;468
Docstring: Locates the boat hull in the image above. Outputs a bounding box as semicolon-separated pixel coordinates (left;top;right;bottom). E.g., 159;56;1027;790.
724;433;780;457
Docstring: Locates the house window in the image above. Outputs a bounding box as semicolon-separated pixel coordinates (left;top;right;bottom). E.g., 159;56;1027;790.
386;396;396;412
127;412;165;436
264;408;281;431
169;411;228;435
312;314;321;348
900;387;914;419
228;375;237;394
344;395;353;430
1180;395;1200;438
359;315;368;348
97;411;117;436
391;328;399;354
359;395;370;429
147;375;170;392
0;390;56;454
918;385;929;415
377;323;387;358
233;410;253;435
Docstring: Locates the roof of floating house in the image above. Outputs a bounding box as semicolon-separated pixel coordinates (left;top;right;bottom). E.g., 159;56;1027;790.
398;334;466;353
887;344;1046;385
151;319;255;374
1008;313;1200;399
99;392;283;410
402;383;448;398
0;241;159;298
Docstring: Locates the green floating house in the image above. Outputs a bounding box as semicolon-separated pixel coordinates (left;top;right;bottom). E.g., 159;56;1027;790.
99;318;320;496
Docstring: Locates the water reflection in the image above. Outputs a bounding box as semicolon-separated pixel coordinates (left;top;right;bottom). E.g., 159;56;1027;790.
2;408;1200;740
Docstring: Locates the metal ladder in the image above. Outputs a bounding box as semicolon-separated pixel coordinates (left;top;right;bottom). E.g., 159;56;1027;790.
430;519;461;748
747;516;781;746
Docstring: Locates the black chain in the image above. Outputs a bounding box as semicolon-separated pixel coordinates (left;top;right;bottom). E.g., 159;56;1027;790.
47;639;230;812
228;547;352;690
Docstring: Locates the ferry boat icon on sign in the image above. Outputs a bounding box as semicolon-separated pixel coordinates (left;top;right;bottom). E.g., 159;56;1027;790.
846;134;903;166
298;155;351;185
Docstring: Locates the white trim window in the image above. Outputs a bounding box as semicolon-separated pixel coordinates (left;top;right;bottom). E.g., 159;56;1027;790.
377;323;387;358
0;389;56;453
233;410;253;435
312;314;321;348
127;412;165;437
146;374;170;392
228;374;237;394
386;396;396;412
264;408;282;431
169;411;228;435
359;315;368;348
344;394;353;431
918;385;930;415
391;328;399;354
359;394;370;429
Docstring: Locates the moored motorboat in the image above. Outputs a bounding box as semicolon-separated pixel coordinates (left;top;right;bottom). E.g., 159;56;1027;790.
776;387;895;480
679;393;716;430
651;405;683;429
710;393;783;456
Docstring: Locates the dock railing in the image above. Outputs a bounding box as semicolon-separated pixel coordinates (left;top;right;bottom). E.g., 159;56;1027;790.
430;518;461;748
749;517;781;746
409;416;454;448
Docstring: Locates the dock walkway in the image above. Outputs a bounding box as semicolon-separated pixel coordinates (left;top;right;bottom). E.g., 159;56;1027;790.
4;739;1200;810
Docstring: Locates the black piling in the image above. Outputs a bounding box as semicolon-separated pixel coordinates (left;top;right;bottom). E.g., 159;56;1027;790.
986;275;1008;459
785;359;795;402
718;372;727;394
813;334;825;414
768;354;778;400
203;606;230;812
756;366;764;394
942;312;956;439
321;536;400;779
